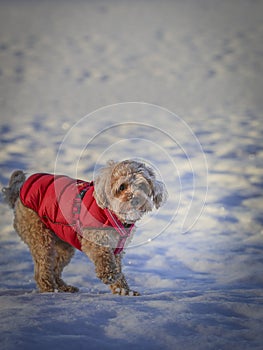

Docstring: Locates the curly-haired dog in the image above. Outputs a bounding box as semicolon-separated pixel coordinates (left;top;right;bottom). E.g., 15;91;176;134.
2;160;167;295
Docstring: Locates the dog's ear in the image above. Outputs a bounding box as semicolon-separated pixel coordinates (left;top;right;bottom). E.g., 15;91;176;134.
94;161;115;209
152;179;168;209
144;165;168;209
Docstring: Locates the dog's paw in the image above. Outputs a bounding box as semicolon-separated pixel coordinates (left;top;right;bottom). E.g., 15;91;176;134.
58;285;79;293
111;287;140;296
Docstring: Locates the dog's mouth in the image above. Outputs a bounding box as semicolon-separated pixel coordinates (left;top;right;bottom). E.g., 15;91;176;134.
111;192;154;224
120;207;149;224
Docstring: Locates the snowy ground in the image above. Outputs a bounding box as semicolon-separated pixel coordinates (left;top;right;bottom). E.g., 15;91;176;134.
1;1;263;349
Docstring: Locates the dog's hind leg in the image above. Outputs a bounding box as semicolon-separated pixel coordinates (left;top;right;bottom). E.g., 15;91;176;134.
53;239;79;293
32;242;56;293
14;200;57;292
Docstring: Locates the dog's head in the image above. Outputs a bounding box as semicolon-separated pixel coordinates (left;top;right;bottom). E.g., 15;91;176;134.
94;160;168;224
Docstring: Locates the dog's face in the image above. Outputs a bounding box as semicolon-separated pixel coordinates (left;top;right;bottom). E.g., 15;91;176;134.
94;160;167;224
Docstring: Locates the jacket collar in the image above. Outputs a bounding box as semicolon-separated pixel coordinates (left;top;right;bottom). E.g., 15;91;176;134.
76;181;134;255
104;209;135;255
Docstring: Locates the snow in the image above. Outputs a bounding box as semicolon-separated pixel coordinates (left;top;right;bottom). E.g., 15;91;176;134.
1;0;263;349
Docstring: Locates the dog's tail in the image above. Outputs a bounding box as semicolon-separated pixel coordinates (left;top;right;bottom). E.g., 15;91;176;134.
2;170;26;209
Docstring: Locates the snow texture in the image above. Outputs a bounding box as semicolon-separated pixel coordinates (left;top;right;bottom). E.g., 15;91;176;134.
0;0;263;349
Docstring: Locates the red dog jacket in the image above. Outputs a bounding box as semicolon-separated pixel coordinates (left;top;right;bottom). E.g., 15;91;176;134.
19;173;134;254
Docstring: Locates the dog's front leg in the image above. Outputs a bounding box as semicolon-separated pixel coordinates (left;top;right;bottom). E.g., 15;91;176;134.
109;253;140;296
80;239;121;285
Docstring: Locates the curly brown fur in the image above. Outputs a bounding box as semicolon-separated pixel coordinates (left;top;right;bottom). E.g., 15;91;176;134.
3;162;167;295
14;199;78;293
13;200;139;294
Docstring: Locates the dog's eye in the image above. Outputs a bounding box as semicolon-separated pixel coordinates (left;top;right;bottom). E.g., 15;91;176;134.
119;183;126;192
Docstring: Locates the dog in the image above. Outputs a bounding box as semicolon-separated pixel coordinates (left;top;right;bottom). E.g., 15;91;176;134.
2;160;167;295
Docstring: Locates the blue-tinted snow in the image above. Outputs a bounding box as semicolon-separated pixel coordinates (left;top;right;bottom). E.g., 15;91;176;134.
0;1;263;349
